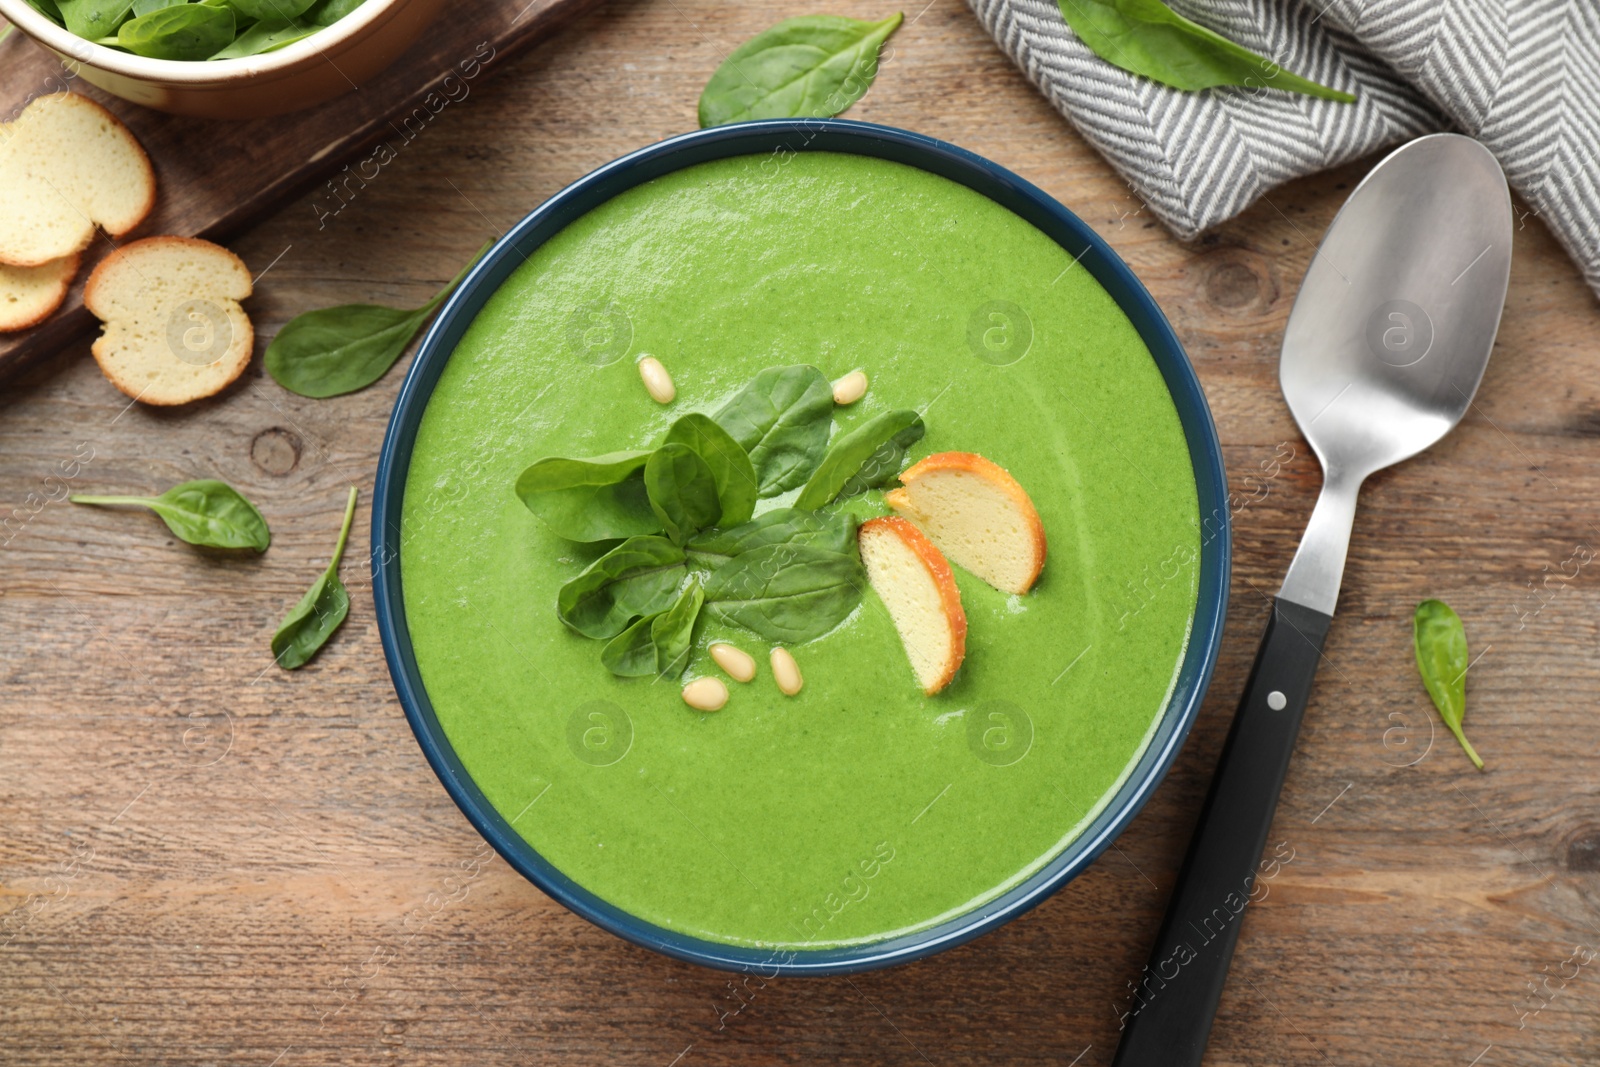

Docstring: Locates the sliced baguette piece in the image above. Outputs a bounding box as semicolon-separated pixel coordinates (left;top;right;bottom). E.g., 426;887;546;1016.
0;253;80;332
859;516;967;695
84;236;253;406
885;451;1046;595
0;94;155;267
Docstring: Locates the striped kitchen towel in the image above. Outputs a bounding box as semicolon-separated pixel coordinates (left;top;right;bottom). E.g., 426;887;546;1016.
968;0;1600;299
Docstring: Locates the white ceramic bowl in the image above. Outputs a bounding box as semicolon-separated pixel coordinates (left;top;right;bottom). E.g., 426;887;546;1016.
0;0;449;119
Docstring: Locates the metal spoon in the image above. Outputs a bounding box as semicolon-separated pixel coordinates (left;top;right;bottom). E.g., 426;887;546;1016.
1112;133;1513;1066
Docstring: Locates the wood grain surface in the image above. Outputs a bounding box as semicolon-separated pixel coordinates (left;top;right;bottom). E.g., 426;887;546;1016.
0;0;600;382
4;2;1600;1065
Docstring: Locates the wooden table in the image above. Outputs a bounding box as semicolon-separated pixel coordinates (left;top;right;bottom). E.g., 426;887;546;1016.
4;2;1599;1064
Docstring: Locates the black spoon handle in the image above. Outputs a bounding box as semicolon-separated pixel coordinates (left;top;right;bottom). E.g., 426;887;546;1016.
1111;596;1333;1067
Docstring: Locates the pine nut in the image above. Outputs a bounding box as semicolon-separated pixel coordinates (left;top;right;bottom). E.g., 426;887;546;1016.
770;647;803;696
832;369;868;405
682;676;728;711
710;642;757;683
638;355;675;404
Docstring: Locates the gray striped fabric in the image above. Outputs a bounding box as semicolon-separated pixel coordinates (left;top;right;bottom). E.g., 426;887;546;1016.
968;0;1600;300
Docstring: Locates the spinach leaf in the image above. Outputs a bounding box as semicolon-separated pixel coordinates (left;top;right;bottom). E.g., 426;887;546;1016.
131;0;184;16
210;16;317;57
645;443;722;545
598;579;703;678
687;507;855;563
1056;0;1354;102
23;0;65;25
794;408;923;510
1413;599;1483;769
305;0;362;25
515;451;660;543
663;412;758;528
699;13;903;127
712;365;834;495
600;612;661;677
59;0;134;39
272;487;358;670
227;0;315;20
117;3;234;60
71;479;270;551
556;535;686;640
650;578;704;678
704;543;864;643
264;241;490;398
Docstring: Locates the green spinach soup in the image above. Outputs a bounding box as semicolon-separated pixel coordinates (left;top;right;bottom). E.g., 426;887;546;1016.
401;152;1200;949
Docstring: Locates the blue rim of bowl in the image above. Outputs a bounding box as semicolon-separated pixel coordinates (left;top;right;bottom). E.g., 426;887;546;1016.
373;118;1231;976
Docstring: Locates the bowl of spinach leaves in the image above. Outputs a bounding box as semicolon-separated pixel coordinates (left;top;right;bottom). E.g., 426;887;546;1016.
0;0;448;118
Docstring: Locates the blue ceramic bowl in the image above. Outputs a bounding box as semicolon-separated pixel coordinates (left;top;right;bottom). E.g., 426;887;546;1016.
373;119;1230;975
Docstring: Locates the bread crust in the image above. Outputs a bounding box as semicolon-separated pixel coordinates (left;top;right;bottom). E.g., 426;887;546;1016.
84;236;254;406
0;252;81;332
860;515;968;695
890;450;1047;594
0;94;156;267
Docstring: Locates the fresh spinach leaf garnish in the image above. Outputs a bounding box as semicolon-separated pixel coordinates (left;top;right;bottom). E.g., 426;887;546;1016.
116;2;233;59
599;578;704;679
516;450;660;543
650;578;704;678
59;0;133;39
712;365;834;496
1413;599;1484;769
645;443;723;545
663;413;758;528
1056;0;1354;102
556;536;686;640
703;543;865;644
271;487;357;670
71;479;270;551
699;13;903;128
794;408;923;511
600;613;662;677
265;240;490;399
687;507;855;563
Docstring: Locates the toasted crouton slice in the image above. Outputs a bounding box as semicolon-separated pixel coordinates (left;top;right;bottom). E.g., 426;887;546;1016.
84;237;253;406
0;253;80;332
859;516;967;695
885;451;1047;595
0;94;155;267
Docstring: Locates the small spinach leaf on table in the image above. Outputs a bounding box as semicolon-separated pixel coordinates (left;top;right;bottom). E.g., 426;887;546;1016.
704;543;864;644
71;479;270;551
645;443;722;545
663;413;758;528
699;13;903;127
556;536;686;640
1056;0;1354;101
271;487;358;670
712;365;834;496
688;508;855;563
264;240;490;398
117;3;234;60
795;408;924;511
1413;598;1484;769
516;450;660;543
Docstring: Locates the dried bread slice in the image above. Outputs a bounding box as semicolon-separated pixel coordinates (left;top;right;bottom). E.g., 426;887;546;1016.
885;451;1047;595
859;516;967;695
85;236;254;406
0;254;80;332
0;93;155;267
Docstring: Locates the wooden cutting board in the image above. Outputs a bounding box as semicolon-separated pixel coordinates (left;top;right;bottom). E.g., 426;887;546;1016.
0;0;602;385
